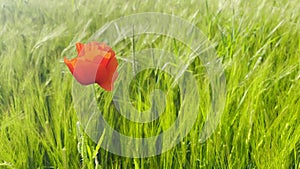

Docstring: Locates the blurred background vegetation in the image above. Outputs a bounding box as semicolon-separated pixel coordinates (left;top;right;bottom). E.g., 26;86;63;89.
0;0;299;168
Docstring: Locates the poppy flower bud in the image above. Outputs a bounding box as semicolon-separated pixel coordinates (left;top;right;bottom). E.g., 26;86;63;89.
64;42;118;91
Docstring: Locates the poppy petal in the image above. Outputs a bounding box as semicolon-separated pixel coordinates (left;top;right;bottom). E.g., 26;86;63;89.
101;49;115;66
106;56;118;72
65;42;118;91
72;59;99;85
97;80;113;91
64;57;77;74
76;43;85;55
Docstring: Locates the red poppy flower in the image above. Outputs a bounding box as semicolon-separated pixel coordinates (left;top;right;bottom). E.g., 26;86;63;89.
64;42;118;91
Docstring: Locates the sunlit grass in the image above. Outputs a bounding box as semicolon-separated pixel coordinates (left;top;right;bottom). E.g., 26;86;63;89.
0;0;300;168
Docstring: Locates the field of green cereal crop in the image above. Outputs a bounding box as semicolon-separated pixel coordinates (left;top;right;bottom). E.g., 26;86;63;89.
0;0;299;168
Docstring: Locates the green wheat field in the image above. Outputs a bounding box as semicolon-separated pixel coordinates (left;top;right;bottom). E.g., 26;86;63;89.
0;0;300;168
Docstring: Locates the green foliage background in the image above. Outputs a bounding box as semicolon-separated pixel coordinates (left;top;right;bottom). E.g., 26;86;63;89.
0;0;299;168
